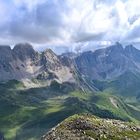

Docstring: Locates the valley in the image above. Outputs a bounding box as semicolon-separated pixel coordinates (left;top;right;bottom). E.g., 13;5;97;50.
0;79;140;140
0;43;140;140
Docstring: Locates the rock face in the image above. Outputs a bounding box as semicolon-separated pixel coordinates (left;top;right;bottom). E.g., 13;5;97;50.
1;42;140;85
42;114;140;140
75;42;140;80
13;43;37;61
0;43;75;83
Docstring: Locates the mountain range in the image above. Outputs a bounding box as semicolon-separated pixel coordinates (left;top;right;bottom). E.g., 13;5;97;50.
1;42;140;85
75;42;140;81
0;42;140;140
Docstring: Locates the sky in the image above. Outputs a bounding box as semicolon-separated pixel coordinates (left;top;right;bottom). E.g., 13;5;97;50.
0;0;140;53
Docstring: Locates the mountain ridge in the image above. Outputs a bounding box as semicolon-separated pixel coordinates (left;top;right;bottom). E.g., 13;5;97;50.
42;114;140;140
0;43;75;84
1;42;140;90
75;42;140;81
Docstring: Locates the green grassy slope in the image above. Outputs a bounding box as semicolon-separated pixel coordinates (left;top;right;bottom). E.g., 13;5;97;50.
0;80;140;140
92;71;140;116
92;71;140;98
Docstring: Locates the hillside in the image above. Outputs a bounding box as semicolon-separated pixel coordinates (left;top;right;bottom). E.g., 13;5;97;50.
0;80;140;140
42;114;140;140
0;43;140;139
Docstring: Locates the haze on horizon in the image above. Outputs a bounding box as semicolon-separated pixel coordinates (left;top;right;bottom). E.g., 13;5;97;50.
0;0;140;53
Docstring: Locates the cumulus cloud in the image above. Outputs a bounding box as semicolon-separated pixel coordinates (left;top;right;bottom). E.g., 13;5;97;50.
0;0;140;50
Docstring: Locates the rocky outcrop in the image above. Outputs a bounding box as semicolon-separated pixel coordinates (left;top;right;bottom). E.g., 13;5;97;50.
13;43;38;61
42;114;140;140
0;43;75;84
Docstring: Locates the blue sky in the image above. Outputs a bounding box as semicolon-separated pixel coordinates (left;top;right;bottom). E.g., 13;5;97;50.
0;0;140;52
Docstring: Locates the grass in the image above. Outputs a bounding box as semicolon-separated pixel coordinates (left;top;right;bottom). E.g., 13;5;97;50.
4;125;21;140
0;80;140;140
91;93;130;120
70;91;91;100
0;81;84;140
43;98;65;114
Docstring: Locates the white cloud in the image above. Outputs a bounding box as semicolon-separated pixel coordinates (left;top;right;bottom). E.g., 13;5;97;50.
0;0;140;50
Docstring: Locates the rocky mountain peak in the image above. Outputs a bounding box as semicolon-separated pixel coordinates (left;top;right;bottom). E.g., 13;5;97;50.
106;42;123;53
42;48;61;67
13;43;36;61
44;48;54;53
43;48;58;59
124;44;140;62
125;44;138;53
13;43;34;51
